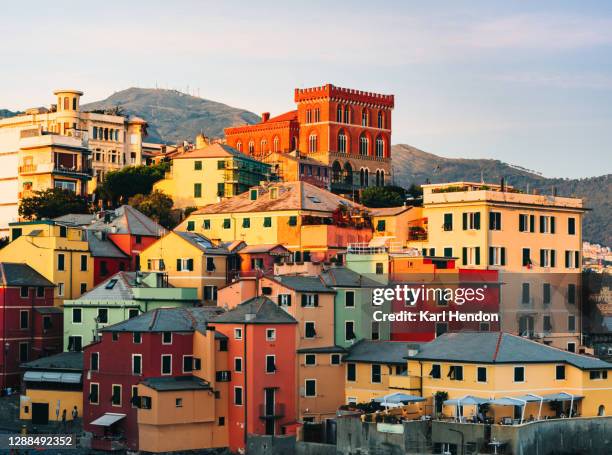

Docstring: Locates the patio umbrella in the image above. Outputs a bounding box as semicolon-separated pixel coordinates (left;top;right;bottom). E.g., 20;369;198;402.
373;392;426;408
442;395;489;420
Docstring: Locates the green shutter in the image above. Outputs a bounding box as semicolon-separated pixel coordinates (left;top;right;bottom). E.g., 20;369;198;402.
475;247;480;265
187;259;194;271
462;213;468;230
474;212;481;230
501;247;506;266
242;218;250;228
462;247;467;266
550;217;555;234
264;217;272;227
489;247;494;266
176;259;182;271
529;215;535;233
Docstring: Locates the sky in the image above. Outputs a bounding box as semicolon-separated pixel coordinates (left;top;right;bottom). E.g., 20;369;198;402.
1;0;611;178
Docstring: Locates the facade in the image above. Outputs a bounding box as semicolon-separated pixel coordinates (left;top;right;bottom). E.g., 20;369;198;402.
0;89;147;235
371;206;420;248
19;352;83;424
139;230;237;302
0;262;61;389
178;181;373;262
63;271;199;351
264;151;331;189
224;84;394;195
153;142;271;208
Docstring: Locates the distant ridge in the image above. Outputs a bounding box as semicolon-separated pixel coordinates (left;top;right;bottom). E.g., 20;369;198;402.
82;87;260;143
392;144;611;246
0;109;19;119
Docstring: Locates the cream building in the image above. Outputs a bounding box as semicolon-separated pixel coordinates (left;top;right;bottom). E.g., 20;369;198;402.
0;89;147;236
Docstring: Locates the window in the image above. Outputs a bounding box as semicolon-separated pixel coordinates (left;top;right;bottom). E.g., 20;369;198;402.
306;109;312;123
489;246;506;266
430;364;441;379
234;386;243;405
100;261;109;276
218;416;225;426
194;183;202;198
288;215;298;226
301;294;318;307
36;287;45;298
305;379;316;397
589;370;608;380
308;134;317;153
359;134;369;155
435;322;448;337
376;220;386;232
345;321;355;341
19;310;28;329
361;109;369;126
313;107;320;122
462;212;481;230
375;137;384;157
305;322;316;338
568;217;576;235
540;249;556;268
217;183;225;197
347;363;356;381
72;308;82;324
568;315;576;332
203;219;211;230
522;248;532;267
565;250;580;269
303;354;316;366
444;247;453;258
131;386;139;407
187;221;195;231
377;111;384;128
443;213;453;231
273;136;279;152
539;215;556;234
266;328;276;341
183;356;193;373
89;383;99;404
519;214;535;232
371;321;380;340
489;211;502;230
345;291;355;307
567;342;576;353
176;258;194;272
568;284;576;305
162;332;172;344
132;354;142;375
112;385;122;406
89;352;99;372
521;283;531;304
248;141;254;154
80;254;88;271
337;130;347;153
514;366;525;382
59;225;67;238
161;354;172;375
371;364;382;383
234;357;243;372
80;283;87;294
175;398;183;408
58;253;65;271
331;354;341;365
194;160;202;170
97;308;108;324
462;247;481;266
556;365;566;380
133;332;142;344
477;367;487;383
129;309;139;319
448;365;463;380
57;283;64;297
20;286;29;298
375;263;384;274
234;328;243;340
223;218;231;229
480;322;490;331
203;285;217;302
242;217;250;228
43;316;52;330
266;355;276;373
543;283;551;305
263;217;272;228
19;342;28;362
236;141;242;152
543;315;552;332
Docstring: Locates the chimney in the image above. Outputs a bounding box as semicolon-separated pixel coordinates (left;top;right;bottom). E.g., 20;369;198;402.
195;132;209;149
500;177;505;192
261;112;270;123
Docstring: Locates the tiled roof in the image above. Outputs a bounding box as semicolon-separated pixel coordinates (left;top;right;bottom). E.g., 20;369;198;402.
35;307;63;314
22;352;83;371
174;231;233;255
321;267;381;288
141;376;211;391
0;263;54;287
273;275;335;293
297;345;347;354
370;206;412;216
173;143;263;165
85;231;129;258
102;306;223;333
265;110;298;123
239;244;290;254
212;296;297;324
413;332;612;370
344;340;421;365
193;181;366;215
87;206;166;237
54;213;96;226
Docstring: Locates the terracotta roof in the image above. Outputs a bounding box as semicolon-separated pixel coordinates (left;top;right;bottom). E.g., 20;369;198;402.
173;143;262;162
239;244;290;254
370;206;412;216
193;181;366;215
265;110;298;123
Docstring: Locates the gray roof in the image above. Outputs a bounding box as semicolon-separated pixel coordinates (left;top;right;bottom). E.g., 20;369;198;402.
321;267;381;288
212;296;297;325
85;231;129;258
297;345;347;354
174;231;232;255
273;275;335;293
54;213;96;226
141;376;211;391
101;306;223;333
0;263;54;287
21;352;83;371
344;340;421;365
413;332;612;370
35;307;63;314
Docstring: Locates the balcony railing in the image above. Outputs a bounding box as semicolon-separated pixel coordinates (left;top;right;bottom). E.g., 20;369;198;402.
259;403;285;419
18;163;92;177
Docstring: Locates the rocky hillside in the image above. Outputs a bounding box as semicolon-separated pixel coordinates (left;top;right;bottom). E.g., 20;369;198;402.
0;109;18;118
392;144;611;246
82;88;260;143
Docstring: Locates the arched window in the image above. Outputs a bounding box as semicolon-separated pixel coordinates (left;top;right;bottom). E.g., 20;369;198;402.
365;168;369;187
248;140;255;154
104;128;109;141
598;405;606;416
337;105;343;122
72;97;77;111
236;141;242;152
377;111;384;129
63;97;69;110
260;139;267;153
308;134;318;153
376;136;385;158
273;136;280;152
359;168;365;187
314;108;320;122
359;133;369;156
380;170;385;186
337;130;347;153
361;109;369;127
376;170;381;187
291;136;297;151
343;162;353;185
344;106;350;123
332;161;342;182
306;109;312;123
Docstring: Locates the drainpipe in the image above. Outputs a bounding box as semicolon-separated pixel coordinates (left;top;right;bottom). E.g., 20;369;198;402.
243;321;248;449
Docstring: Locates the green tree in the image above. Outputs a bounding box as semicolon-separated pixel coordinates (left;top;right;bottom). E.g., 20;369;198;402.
128;190;176;229
19;188;90;220
361;186;405;208
97;162;170;206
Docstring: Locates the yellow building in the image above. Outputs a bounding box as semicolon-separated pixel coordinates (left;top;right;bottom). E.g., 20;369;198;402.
370;206;422;248
177;181;372;262
20;352;83;424
391;332;612;421
1;220;93;306
139;230;237;302
153;140;270;209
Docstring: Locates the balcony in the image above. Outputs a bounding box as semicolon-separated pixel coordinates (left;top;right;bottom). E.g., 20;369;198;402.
388;374;421;391
259;403;285;419
18;162;92;179
408;226;428;241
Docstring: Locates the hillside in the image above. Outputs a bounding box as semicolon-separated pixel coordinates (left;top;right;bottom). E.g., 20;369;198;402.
0;109;18;118
82;88;260;143
392;144;611;246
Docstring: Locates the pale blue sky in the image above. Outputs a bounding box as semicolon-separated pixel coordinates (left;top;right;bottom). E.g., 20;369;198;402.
1;0;611;177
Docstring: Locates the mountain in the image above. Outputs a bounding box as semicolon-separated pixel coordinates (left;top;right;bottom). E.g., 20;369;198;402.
392;144;611;247
82;88;260;144
0;109;19;119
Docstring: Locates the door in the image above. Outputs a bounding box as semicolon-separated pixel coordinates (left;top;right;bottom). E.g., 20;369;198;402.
264;388;275;435
32;403;49;425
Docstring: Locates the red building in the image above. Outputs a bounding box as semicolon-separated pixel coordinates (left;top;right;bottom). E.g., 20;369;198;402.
212;296;298;453
84;231;131;286
236;244;291;277
0;262;62;390
224;84;394;195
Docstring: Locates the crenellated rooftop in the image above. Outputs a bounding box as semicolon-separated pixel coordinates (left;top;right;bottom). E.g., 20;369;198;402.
294;83;394;108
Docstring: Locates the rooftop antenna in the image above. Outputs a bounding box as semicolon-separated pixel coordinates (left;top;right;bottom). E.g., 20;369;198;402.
480;170;484;183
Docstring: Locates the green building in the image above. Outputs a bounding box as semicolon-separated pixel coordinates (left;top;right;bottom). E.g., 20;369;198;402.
63;271;198;351
321;267;391;348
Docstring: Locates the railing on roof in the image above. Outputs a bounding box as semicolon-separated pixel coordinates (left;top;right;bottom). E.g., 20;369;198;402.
347;242;419;255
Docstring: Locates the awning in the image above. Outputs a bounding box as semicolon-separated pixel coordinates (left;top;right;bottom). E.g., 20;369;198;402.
542;393;584;401
443;395;489;406
90;413;126;427
24;371;82;384
373;392;426;405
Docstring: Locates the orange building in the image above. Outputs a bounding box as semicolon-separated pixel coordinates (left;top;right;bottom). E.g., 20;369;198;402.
224;84;394;195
